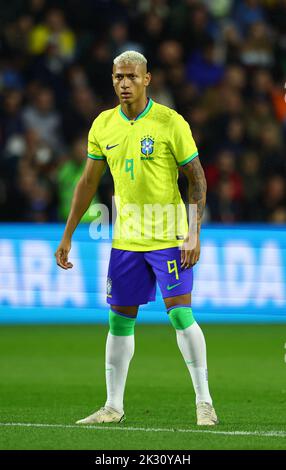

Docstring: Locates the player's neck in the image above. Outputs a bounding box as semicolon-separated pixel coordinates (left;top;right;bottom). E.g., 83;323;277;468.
120;96;148;121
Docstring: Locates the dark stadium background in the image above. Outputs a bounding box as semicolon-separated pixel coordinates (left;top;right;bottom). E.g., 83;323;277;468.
0;0;286;452
1;0;286;223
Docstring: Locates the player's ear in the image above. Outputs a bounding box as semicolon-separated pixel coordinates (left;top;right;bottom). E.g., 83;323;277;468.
144;72;151;87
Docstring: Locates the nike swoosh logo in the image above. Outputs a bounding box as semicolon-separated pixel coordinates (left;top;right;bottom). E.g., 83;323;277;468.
167;282;182;290
106;144;119;150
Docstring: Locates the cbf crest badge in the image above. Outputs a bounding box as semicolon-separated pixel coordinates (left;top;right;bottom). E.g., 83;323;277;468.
141;136;154;156
107;277;112;297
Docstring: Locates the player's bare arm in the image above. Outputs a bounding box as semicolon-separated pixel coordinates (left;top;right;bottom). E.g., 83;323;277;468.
181;156;207;268
55;159;106;270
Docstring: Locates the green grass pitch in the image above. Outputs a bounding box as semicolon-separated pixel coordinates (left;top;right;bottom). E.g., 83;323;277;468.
0;323;285;450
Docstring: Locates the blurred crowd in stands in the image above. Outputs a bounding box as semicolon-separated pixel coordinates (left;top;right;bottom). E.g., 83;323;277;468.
0;0;286;224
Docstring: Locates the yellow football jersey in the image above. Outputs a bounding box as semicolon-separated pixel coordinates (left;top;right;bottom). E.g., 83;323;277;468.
87;98;198;251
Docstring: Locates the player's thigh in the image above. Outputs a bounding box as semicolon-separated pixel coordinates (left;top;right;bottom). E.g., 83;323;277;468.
164;293;192;309
111;305;139;317
145;247;193;303
106;248;156;307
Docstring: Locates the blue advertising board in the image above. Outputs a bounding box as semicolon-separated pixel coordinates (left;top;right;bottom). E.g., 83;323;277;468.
0;223;285;324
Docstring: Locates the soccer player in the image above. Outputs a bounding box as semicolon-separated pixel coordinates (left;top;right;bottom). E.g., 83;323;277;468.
55;51;218;426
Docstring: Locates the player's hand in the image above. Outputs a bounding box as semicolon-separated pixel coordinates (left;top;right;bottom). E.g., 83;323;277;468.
181;236;200;269
54;238;73;270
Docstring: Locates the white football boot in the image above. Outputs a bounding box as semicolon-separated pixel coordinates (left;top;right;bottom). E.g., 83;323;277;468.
196;402;219;426
76;406;125;425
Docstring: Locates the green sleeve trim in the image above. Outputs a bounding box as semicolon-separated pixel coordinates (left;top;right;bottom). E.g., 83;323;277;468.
87;153;106;160
178;151;199;167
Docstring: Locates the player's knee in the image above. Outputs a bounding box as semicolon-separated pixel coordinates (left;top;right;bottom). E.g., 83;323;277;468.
167;306;195;330
109;309;136;336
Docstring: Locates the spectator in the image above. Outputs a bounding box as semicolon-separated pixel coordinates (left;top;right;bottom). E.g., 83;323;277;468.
202;0;233;20
205;149;243;201
109;21;142;57
257;122;285;176
22;86;64;153
62;86;101;143
28;8;76;62
240;21;274;68
0;0;285;223
260;174;286;221
224;117;248;156
208;177;242;222
269;207;286;224
233;0;265;35
57;135;100;222
85;42;113;100
3;14;34;54
223;64;247;93
158;40;184;68
148;68;175;108
15;160;56;222
239;151;262;221
246;95;274;141
0;89;24;155
139;13;166;66
186;40;225;91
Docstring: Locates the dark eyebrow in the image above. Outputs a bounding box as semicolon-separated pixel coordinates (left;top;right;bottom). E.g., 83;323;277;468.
115;73;137;77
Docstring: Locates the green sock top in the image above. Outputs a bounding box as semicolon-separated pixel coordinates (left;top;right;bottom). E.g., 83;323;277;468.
109;309;136;336
168;306;195;330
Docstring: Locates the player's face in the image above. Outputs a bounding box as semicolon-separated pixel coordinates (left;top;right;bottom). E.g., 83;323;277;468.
112;63;151;104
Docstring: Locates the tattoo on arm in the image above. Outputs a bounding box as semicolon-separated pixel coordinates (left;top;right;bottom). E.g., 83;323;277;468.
182;157;207;233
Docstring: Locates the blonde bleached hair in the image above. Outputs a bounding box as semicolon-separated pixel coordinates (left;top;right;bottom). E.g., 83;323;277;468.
113;50;147;67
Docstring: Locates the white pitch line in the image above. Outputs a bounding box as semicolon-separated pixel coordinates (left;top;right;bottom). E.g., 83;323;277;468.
0;423;285;438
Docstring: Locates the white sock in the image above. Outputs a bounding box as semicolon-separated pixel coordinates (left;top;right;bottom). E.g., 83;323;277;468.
104;332;134;414
176;322;212;405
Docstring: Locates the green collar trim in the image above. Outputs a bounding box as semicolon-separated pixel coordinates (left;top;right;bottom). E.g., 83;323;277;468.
119;98;153;122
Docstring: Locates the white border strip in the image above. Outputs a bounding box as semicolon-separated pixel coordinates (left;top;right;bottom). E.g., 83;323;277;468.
0;423;285;438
